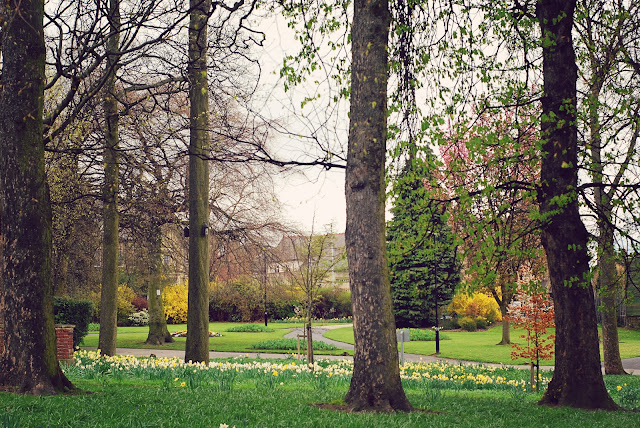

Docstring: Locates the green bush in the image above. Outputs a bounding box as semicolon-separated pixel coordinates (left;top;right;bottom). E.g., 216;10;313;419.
313;288;352;319
251;338;338;351
475;316;489;330
408;328;450;341
53;297;94;347
441;317;459;330
459;316;477;332
226;324;274;333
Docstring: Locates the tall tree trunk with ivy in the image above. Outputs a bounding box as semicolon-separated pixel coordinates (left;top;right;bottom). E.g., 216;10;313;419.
0;0;75;394
98;0;121;357
343;0;412;412
184;0;211;364
536;0;617;409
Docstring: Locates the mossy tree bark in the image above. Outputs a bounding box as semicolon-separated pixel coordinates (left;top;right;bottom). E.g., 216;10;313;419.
146;222;174;345
98;0;121;357
536;0;617;409
343;0;412;412
0;0;74;394
586;47;627;376
598;223;626;375
184;0;211;364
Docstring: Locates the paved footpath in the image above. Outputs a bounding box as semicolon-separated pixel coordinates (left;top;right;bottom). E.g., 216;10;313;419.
87;324;640;375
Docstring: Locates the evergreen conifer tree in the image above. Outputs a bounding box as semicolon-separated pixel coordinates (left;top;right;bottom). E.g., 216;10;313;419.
387;157;460;328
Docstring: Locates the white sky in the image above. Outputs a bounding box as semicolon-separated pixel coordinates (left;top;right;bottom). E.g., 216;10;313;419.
253;12;348;234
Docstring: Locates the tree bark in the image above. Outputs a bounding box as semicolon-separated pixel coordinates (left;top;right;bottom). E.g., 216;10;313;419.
587;57;626;376
496;284;511;345
98;0;121;357
146;223;174;345
343;0;412;412
0;0;74;394
185;0;211;364
536;0;617;409
599;224;626;374
499;317;511;345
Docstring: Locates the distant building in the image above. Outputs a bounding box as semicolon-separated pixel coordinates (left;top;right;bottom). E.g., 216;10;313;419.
269;233;349;289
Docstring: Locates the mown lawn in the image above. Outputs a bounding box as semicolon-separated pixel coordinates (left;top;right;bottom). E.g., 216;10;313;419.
81;322;353;355
324;325;640;365
1;352;639;427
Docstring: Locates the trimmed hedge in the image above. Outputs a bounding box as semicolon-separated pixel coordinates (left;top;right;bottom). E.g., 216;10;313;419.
54;297;94;347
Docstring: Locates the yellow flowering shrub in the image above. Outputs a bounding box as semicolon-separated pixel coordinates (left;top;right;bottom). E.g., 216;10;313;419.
117;285;136;319
86;284;137;323
448;292;501;323
162;282;188;323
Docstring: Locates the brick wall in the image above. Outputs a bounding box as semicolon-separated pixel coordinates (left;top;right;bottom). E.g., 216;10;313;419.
0;324;75;363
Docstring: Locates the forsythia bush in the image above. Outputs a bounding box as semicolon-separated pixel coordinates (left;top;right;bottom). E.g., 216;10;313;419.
87;284;137;324
117;285;136;319
162;283;188;324
448;292;501;324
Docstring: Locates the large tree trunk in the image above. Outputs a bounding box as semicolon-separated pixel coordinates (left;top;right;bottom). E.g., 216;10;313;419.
185;0;211;364
536;0;617;409
146;223;174;345
98;0;121;357
0;0;74;394
343;0;412;412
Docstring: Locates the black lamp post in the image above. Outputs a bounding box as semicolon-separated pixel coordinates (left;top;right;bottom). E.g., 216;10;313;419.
263;252;268;326
432;233;441;355
434;260;440;355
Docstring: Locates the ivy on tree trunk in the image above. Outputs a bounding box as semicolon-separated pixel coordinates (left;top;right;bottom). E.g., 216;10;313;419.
536;0;617;409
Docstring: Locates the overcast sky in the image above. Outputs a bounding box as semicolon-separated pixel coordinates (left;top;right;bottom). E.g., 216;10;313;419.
253;12;348;234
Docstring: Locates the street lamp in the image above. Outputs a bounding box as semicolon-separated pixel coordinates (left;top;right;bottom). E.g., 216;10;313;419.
434;259;440;355
263;251;268;327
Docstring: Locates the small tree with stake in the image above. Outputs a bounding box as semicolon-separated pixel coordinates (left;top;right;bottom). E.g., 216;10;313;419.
506;280;555;392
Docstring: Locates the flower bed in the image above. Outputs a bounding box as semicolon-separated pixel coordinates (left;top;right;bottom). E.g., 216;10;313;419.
171;330;222;338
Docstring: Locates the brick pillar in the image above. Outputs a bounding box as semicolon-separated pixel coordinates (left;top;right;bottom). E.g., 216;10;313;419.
0;324;74;362
55;324;75;363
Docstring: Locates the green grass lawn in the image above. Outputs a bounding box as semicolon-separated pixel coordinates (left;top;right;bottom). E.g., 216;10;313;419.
1;352;639;427
82;322;352;355
324;325;640;365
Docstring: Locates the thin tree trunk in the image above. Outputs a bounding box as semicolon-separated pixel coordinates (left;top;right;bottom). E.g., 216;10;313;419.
99;0;121;357
0;0;74;394
146;223;174;345
306;322;314;366
498;317;511;345
185;0;211;364
343;0;412;412
536;0;617;409
599;225;626;374
587;59;626;376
